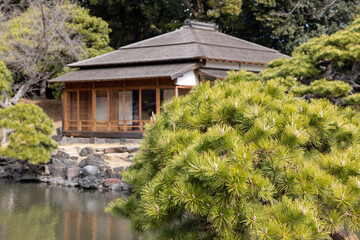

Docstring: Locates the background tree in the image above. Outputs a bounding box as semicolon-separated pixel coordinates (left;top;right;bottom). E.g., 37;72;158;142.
79;0;242;49
261;16;360;107
0;61;12;98
0;103;57;164
79;0;188;49
233;0;360;54
110;71;360;240
0;0;112;106
80;0;359;53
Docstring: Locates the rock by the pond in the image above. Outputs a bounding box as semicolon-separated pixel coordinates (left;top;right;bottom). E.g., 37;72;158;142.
67;167;81;181
103;178;121;187
0;156;17;166
10;163;46;181
100;167;120;179
78;155;105;168
121;182;131;191
104;147;127;154
56;127;62;136
51;166;67;178
0;166;7;178
78;176;104;189
82;165;99;176
109;183;122;190
52;151;70;161
1;142;140;191
79;147;94;157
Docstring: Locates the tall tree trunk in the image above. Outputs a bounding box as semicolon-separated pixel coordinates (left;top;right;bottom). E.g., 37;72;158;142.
331;227;359;240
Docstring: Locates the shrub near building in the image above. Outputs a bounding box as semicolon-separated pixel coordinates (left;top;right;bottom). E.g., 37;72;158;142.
110;71;360;239
0;103;57;164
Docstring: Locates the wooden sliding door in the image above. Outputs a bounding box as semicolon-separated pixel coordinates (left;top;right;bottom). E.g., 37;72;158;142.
63;84;176;133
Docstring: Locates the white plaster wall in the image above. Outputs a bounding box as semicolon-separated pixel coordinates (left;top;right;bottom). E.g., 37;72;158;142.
205;60;240;70
176;70;198;86
241;63;265;72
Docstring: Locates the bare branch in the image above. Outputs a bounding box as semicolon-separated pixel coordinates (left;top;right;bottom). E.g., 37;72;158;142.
180;0;203;20
0;0;86;106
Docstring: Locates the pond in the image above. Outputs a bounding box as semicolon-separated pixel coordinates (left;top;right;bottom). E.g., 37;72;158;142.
0;179;138;240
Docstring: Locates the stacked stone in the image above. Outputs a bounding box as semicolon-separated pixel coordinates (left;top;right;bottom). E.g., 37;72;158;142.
0;145;139;192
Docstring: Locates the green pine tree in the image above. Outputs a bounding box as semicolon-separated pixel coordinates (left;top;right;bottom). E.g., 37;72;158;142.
0;103;57;164
0;60;12;99
110;71;360;239
261;16;360;107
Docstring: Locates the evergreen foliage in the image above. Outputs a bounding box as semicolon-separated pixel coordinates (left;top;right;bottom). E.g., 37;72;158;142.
238;0;360;54
0;1;113;105
79;0;359;54
67;6;113;58
110;71;360;239
261;16;360;106
0;60;12;94
0;103;57;164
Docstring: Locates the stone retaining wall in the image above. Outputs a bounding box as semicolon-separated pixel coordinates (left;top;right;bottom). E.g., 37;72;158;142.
57;136;143;145
0;144;140;192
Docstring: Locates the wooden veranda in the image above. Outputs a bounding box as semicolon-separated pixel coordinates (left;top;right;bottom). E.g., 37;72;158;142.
62;78;192;138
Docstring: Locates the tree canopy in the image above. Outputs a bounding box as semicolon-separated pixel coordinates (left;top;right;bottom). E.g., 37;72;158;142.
0;60;12;94
110;70;360;239
0;103;57;164
0;0;112;106
79;0;359;54
235;0;360;54
261;16;360;107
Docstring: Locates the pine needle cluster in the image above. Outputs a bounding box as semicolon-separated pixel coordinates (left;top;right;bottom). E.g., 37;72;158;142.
110;71;360;239
0;103;57;164
261;16;360;106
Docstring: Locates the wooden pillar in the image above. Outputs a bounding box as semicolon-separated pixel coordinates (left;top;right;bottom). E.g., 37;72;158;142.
77;90;80;131
122;89;126;132
175;86;179;97
139;88;142;131
107;89;110;131
92;89;96;131
63;91;68;131
156;79;160;114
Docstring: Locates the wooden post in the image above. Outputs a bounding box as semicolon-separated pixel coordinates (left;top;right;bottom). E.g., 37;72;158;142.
139;89;142;131
92;89;96;131
63;91;68;131
156;80;160;114
107;89;110;131
123;89;126;132
77;90;80;131
175;86;179;97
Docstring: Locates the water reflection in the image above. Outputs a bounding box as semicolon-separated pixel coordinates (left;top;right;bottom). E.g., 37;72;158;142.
0;180;137;240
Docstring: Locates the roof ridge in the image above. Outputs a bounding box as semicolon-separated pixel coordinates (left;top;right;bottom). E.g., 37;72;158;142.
120;41;279;54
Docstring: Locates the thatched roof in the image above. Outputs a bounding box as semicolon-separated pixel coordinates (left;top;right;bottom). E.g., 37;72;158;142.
68;21;287;69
